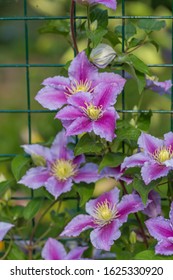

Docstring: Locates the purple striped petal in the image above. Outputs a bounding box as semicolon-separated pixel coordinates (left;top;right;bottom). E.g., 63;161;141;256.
73;163;99;183
93;84;119;109
75;0;117;10
155;240;173;255
73;155;85;166
143;190;161;218
55;105;83;120
18;167;50;189
35;87;67;110
138;133;163;154
0;222;14;241
45;176;73;198
50;130;74;160
86;188;120;216
164;132;173;152
41;238;67;260
67;92;92;108
68;51;98;83
121;153;150;170
66;117;93;136
21;144;52;162
66;247;88;260
101;166;132;185
117;193;144;224
170;202;173;226
60;215;95;237
42;76;70;88
93;108;118;142
145;216;173;241
90;220;121;251
141;163;170;185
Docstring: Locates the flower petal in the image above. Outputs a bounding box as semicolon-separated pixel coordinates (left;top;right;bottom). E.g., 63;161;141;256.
73;163;99;183
60;215;95;237
21;144;52;162
73;155;85;166
145;216;173;241
90;220;121;251
45;176;73;198
86;188;120;216
50;130;74;160
18;167;50;189
100;166;132;184
155;240;173;255
41;238;67;260
42;76;70;88
138;133;163;154
117;193;144;224
93;108;118;141
169;202;173;226
67;92;92;108
93;84;119;109
121;153;150;170
66;246;88;260
0;222;14;241
68;51;98;83
66;117;93;136
142;190;161;218
141;163;170;185
164;131;173;152
56;105;83;121
35;87;67;110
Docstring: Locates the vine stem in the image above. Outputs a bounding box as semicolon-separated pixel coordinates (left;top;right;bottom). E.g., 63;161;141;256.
120;180;148;248
28;199;59;260
70;0;79;54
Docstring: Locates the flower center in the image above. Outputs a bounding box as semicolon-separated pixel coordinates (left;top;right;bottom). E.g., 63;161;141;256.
152;146;173;163
92;199;119;227
81;102;103;120
51;159;77;181
67;79;94;95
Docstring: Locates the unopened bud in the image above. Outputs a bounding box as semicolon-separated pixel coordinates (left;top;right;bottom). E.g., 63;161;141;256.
90;43;116;69
31;153;46;167
90;20;98;32
129;231;137;244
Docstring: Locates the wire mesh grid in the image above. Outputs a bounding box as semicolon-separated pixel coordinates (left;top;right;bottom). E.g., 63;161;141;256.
0;0;173;244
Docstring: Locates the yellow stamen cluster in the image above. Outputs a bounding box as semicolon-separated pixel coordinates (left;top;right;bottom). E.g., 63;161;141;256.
93;199;119;227
67;79;94;95
51;159;77;181
81;102;103;120
152;145;173;163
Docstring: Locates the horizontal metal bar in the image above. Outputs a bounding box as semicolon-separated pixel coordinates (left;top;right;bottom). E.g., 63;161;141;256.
0;109;57;113
0;15;172;21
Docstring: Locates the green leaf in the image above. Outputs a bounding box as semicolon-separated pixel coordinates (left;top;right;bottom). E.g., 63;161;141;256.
116;127;141;142
7;244;27;260
134;250;173;260
137;19;166;32
137;110;152;131
149;39;160;52
86;27;107;48
90;8;108;28
128;38;144;49
104;30;120;47
74;134;103;156
115;22;136;40
128;54;151;76
0;179;15;196
11;155;31;181
99;152;125;171
23;199;43;220
39;20;70;36
12;205;25;220
74;183;94;207
131;177;160;204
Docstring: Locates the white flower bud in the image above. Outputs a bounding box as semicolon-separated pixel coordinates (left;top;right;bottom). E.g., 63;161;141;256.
90;43;116;69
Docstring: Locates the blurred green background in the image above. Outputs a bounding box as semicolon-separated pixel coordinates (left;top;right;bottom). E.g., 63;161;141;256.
0;0;172;177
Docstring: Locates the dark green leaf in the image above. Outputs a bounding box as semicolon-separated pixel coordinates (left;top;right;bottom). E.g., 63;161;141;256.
86;27;107;48
11;155;31;181
137;19;166;32
23;199;43;220
99;152;125;171
116;127;141;142
90;8;108;28
115;23;136;40
134;250;173;260
74;183;94;207
137;110;152;131
12;206;25;220
7;244;27;260
74;134;103;156
128;38;144;49
104;31;120;47
0;179;15;196
128;54;151;76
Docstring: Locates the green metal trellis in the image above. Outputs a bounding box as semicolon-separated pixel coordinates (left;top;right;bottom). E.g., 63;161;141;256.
0;0;173;243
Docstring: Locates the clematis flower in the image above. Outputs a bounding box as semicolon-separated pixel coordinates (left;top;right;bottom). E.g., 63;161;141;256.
74;0;117;10
100;166;132;185
0;222;14;241
60;188;144;251
18;130;99;198
146;76;172;95
56;87;119;142
121;132;173;185
142;190;161;218
35;51;125;110
145;202;173;255
41;238;87;260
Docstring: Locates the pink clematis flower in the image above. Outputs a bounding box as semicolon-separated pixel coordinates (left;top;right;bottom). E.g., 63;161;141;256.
42;238;87;260
56;86;119;142
60;188;144;251
18;130;100;198
121;132;173;185
0;222;14;241
145;202;173;256
146;76;172;95
74;0;117;10
35;51;125;110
